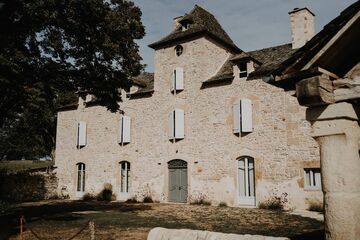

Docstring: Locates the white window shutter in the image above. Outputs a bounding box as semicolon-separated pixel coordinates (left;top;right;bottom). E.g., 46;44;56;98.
174;108;184;139
175;67;184;90
170;70;175;92
122;116;131;143
232;100;241;134
168;111;174;139
77;121;87;147
241;98;253;132
119;116;123;143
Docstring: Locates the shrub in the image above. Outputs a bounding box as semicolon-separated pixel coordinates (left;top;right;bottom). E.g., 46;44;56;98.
125;197;139;203
97;183;116;201
82;193;96;201
259;193;288;211
218;202;228;207
190;199;211;206
308;201;323;212
143;196;154;203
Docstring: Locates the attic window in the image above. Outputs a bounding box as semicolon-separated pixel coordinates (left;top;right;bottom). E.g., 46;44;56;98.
182;22;191;31
239;62;248;78
175;45;183;56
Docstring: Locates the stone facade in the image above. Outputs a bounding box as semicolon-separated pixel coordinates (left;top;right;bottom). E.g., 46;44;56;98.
55;7;322;210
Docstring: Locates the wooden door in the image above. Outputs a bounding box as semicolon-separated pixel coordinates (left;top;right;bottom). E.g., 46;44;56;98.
168;160;188;203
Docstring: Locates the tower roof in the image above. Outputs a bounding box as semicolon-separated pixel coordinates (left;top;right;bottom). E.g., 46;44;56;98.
148;5;241;53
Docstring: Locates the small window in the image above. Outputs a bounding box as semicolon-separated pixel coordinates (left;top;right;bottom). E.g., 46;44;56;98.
77;121;87;147
175;45;183;56
239;62;248;78
120;161;130;193
233;98;253;134
77;163;85;192
119;115;131;144
304;168;321;189
182;23;191;31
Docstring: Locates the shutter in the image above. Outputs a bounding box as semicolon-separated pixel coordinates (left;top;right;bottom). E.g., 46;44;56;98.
174;108;184;139
232;100;241;134
175;67;184;90
168;111;174;139
170;70;175;92
77;121;87;146
241;98;253;132
119;116;123;143
315;171;321;188
122;116;131;143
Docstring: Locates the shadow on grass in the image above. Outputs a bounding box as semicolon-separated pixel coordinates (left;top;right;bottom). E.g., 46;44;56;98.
0;201;151;240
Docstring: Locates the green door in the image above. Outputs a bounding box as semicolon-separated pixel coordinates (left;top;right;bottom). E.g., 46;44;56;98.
168;160;188;203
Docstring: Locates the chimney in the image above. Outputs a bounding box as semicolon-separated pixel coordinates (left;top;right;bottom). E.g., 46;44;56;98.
173;16;183;30
288;7;315;49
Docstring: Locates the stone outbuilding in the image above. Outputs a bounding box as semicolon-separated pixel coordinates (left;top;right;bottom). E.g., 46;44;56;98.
55;5;324;209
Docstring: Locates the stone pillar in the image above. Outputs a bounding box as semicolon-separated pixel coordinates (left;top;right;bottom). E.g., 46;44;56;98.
307;102;360;240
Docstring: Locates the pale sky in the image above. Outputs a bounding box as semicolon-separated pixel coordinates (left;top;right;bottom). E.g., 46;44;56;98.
133;0;356;72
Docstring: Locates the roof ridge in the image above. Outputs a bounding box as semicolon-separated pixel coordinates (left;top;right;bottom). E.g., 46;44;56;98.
248;43;292;53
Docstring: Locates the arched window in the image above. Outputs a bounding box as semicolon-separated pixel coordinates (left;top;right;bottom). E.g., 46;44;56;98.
238;156;255;205
120;161;131;193
175;45;183;56
76;163;85;192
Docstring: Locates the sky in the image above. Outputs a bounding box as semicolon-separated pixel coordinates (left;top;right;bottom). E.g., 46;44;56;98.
133;0;356;72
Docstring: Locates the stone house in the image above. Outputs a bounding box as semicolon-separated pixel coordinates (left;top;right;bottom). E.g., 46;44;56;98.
55;5;324;209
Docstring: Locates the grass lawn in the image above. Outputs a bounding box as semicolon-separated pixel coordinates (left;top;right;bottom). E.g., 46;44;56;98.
0;201;324;240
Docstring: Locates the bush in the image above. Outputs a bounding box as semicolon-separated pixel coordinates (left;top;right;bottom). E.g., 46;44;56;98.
259;193;288;211
143;196;154;203
218;202;228;207
125;197;139;203
97;183;116;201
190;199;211;206
308;201;323;212
82;193;96;201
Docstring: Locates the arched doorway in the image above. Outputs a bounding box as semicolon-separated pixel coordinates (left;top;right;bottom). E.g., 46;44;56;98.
238;156;256;206
168;160;188;203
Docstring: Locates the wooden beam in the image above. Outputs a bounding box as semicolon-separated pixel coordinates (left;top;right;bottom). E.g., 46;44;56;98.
334;78;360;102
296;76;335;107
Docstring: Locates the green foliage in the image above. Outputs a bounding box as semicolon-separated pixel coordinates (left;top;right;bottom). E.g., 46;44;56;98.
82;193;96;201
0;0;145;160
308;201;323;212
125;197;139;203
97;183;116;201
142;196;153;203
218;202;228;207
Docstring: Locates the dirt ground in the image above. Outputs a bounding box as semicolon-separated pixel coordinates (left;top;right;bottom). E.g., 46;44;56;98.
0;200;324;240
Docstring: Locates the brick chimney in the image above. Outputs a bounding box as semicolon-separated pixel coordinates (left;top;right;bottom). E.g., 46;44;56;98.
289;7;315;49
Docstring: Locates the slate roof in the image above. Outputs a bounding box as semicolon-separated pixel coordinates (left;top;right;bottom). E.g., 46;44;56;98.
204;43;296;84
149;5;241;53
129;72;155;97
273;1;360;77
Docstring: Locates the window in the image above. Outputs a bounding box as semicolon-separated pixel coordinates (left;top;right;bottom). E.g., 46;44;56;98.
77;121;87;147
182;23;191;31
238;156;256;205
233;98;253;134
175;45;183;56
120;161;130;193
304;168;321;189
119;115;131;144
239;62;248;78
171;67;184;92
77;163;85;192
168;109;185;140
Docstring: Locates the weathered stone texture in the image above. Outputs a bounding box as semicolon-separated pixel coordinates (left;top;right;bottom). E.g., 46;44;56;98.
56;37;321;209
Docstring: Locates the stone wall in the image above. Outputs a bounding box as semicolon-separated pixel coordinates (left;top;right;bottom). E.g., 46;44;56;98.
55;36;322;209
0;170;58;202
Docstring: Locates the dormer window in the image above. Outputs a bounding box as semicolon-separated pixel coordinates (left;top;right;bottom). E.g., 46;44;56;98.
239;62;248;78
175;45;183;56
182;22;191;31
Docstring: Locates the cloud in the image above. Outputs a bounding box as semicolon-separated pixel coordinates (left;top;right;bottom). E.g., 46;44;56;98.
133;0;356;72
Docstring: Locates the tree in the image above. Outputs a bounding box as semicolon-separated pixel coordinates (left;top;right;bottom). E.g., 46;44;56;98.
0;0;145;159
